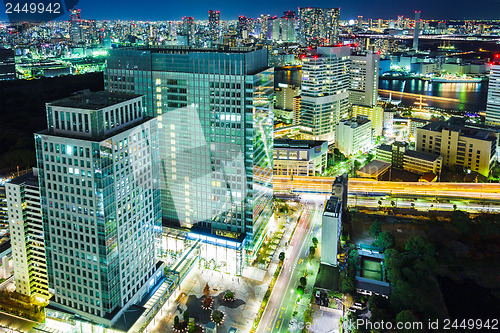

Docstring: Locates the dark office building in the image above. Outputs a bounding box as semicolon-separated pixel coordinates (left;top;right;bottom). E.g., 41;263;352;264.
0;48;16;80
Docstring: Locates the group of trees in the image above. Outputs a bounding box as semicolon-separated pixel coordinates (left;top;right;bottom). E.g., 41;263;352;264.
0;291;44;322
370;220;395;250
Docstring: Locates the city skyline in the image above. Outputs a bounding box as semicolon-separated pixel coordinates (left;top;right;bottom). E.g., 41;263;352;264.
2;0;500;22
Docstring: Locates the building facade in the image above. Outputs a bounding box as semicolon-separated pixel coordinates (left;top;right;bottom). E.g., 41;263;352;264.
376;142;443;175
6;169;50;302
0;48;16;80
486;62;500;126
335;116;372;156
349;52;380;108
298;7;340;46
273;139;328;176
208;10;221;44
351;105;383;137
415;121;497;177
105;46;274;269
35;91;163;326
301;46;350;144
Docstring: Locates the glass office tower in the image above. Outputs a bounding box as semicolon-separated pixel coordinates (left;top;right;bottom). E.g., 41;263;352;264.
35;91;163;327
105;46;274;273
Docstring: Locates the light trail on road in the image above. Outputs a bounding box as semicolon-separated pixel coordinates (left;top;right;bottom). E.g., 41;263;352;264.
273;176;500;201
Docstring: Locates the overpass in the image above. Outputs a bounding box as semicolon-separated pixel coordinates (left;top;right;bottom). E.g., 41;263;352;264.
273;176;500;201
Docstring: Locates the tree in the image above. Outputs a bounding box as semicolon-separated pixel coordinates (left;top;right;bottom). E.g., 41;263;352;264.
279;251;285;262
309;246;316;256
368;295;392;323
211;309;224;324
299;276;307;286
396;310;419;332
378;200;382;208
370;220;382;237
296;285;304;296
183;310;190;322
203;283;210;298
373;231;395;250
312;237;318;247
174;315;180;328
410;202;415;209
453;204;457;211
391;200;396;208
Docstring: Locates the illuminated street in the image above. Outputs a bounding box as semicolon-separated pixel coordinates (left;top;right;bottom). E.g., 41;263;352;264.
257;202;323;333
274;176;500;200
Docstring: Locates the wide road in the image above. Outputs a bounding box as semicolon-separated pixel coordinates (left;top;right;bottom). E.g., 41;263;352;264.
256;207;312;333
257;204;322;333
273;176;500;200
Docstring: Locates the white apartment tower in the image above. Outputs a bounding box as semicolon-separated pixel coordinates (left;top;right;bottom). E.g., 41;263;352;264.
34;91;163;327
6;169;51;302
301;46;350;143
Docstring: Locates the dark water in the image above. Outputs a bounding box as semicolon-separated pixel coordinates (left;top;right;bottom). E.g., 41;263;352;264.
274;67;302;88
438;276;500;321
274;67;488;113
379;78;489;112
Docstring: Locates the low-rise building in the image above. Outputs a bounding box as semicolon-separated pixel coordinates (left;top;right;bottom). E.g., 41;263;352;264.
273;139;328;176
356;160;391;179
351;105;384;137
274;84;300;124
335;116;372;156
410;118;430;137
376;141;443;175
415;121;497;177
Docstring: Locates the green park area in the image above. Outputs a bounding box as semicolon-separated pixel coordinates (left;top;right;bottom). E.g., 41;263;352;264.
343;209;500;329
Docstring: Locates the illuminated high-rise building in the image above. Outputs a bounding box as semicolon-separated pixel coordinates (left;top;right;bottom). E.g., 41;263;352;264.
413;11;421;51
357;16;363;29
105;46;274;274
298;7;340;46
208;10;220;43
260;14;270;39
349;52;380;108
6;169;51;302
34;91;163;326
301;46;350;143
486;61;500;126
180;16;195;45
69;8;82;45
238;16;248;39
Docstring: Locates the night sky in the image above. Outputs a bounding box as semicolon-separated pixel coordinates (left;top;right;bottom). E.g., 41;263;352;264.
1;0;500;22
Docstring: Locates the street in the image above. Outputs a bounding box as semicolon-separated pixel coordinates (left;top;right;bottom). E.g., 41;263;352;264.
257;200;323;333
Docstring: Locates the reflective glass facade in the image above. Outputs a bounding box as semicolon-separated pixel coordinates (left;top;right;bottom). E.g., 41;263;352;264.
105;46;274;264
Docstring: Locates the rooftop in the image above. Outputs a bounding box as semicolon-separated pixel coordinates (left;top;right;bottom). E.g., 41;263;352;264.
357;160;391;177
48;91;143;110
324;196;341;215
9;169;39;188
121;45;263;54
341;116;371;127
421;121;497;142
274;138;327;150
377;144;392;152
406;149;440;162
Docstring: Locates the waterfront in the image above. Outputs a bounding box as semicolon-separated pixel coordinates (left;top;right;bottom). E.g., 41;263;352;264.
275;68;489;112
379;78;488;112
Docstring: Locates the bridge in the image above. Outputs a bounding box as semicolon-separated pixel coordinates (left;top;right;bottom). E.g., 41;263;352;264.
273;176;500;201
